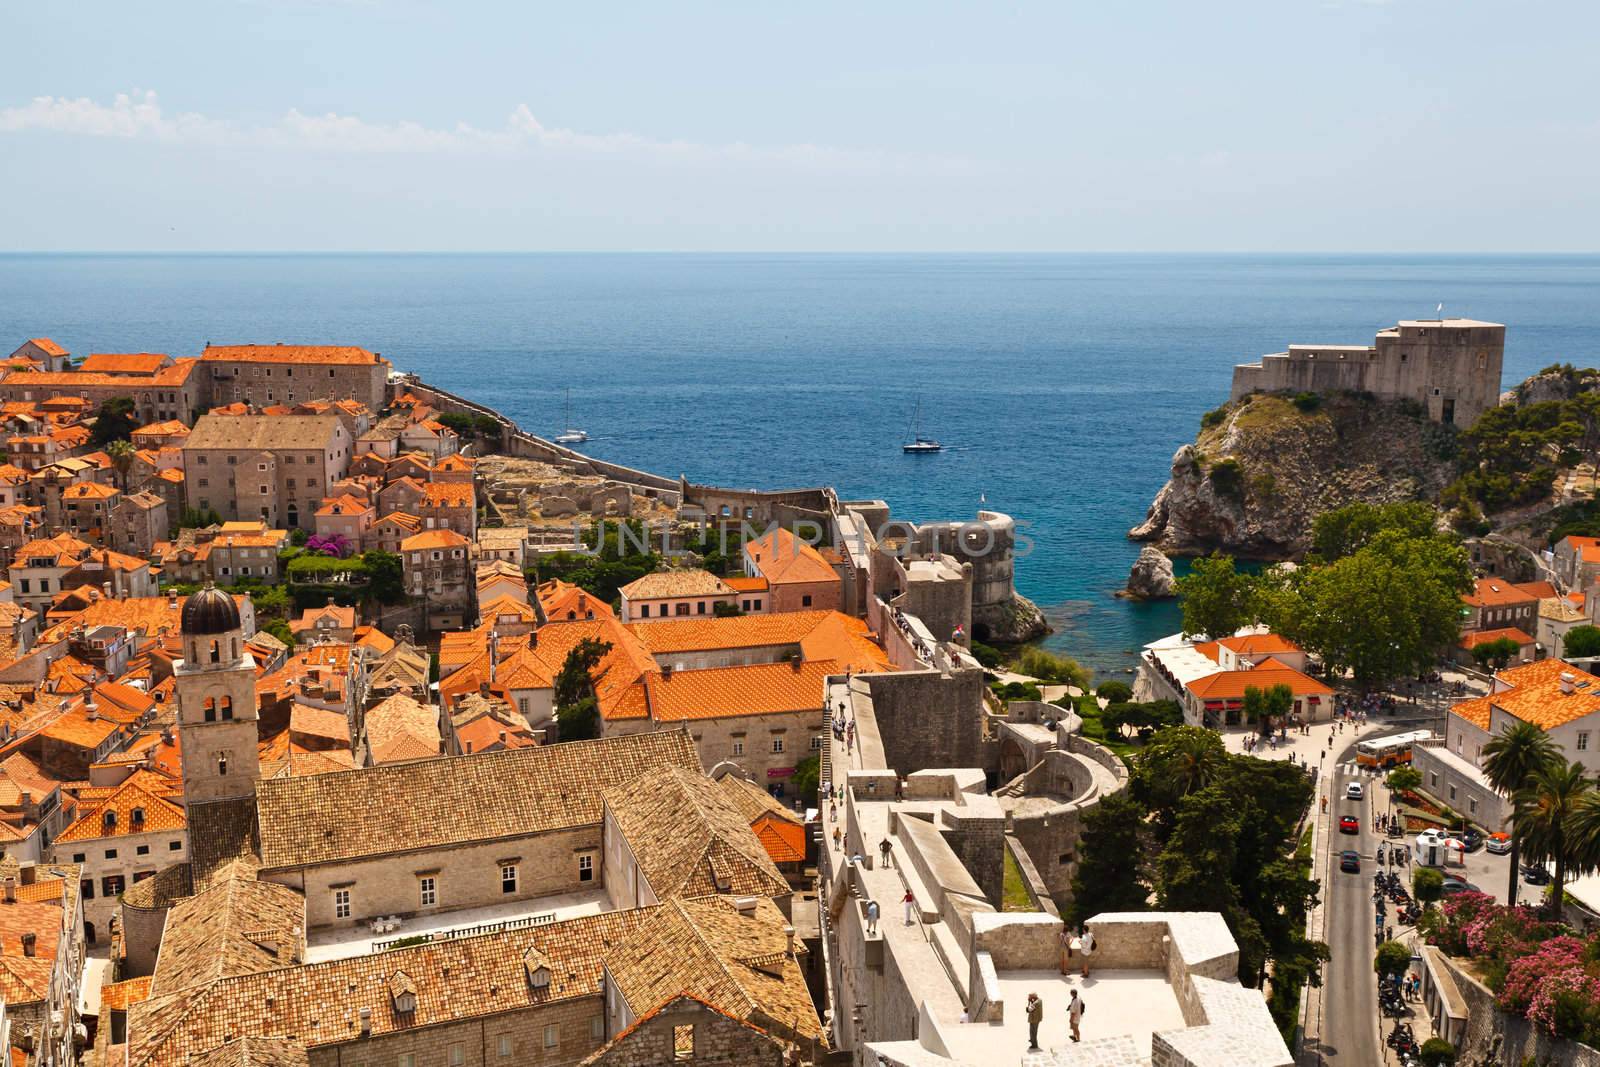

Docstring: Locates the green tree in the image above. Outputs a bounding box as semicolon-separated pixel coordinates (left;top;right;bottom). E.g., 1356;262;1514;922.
360;550;406;604
262;618;297;647
1513;757;1592;922
1470;636;1522;671
1374;939;1411;981
1562;624;1600;659
790;754;820;808
1096;680;1133;704
1242;686;1267;730
1311;502;1440;563
1175;553;1258;639
1263;682;1294;724
1418;1037;1457;1067
1068;791;1151;924
105;439;137;490
1132;726;1228;835
1386;766;1423;794
553;637;613;742
1272;531;1471;690
1481;721;1558;906
1412;867;1444;907
89;396;140;445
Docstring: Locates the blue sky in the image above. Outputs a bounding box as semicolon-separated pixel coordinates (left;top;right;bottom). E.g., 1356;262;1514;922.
1;1;1595;252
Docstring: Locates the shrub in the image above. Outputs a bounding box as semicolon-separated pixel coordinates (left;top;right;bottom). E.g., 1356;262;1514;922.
1413;867;1444;904
1291;391;1322;412
1014;646;1090;688
1096;680;1133;703
969;641;1005;669
1200;404;1229;430
1207;458;1244;499
1418;1037;1457;1066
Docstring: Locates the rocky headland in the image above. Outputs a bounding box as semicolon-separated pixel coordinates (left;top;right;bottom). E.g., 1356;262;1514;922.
1130;391;1459;560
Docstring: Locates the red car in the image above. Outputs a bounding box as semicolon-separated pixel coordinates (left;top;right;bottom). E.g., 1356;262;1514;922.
1339;815;1360;834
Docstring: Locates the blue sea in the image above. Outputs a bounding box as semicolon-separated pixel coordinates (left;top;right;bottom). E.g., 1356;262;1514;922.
4;253;1600;675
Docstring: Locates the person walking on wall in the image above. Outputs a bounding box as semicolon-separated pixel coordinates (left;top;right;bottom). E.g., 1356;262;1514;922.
865;900;880;936
1068;989;1086;1043
879;838;893;869
1025;993;1043;1051
1078;927;1095;978
903;889;916;926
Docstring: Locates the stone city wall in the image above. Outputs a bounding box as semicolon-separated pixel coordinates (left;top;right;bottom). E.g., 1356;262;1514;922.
1437;949;1600;1067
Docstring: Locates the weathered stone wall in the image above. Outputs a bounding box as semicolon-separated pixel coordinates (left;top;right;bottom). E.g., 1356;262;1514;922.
581;996;784;1066
304;995;606;1067
1438;950;1600;1067
862;669;986;775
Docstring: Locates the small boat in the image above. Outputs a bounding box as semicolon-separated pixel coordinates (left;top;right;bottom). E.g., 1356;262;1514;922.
902;397;941;454
555;389;588;445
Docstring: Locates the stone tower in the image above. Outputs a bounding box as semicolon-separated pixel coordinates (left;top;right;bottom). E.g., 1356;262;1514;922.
175;583;260;804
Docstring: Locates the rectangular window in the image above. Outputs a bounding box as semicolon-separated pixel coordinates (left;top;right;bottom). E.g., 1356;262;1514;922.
1580;732;1591;751
675;603;690;616
497;1035;512;1059
105;848;118;860
590;1016;605;1041
501;865;518;894
772;738;785;753
673;1025;694;1060
732;741;744;756
419;876;437;906
447;1044;464;1067
398;1055;414;1067
103;875;125;896
334;888;351;919
169;840;182;851
72;852;86;863
811;734;823;750
578;854;594;882
81;879;94;900
136;844;149;855
544;1025;558;1049
1449;785;1457;801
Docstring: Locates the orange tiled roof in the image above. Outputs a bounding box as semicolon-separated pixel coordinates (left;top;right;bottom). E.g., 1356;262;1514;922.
62;481;119;500
1185;662;1334;701
433;453;475;471
1481;658;1600;731
1518;580;1561;601
1463;578;1540;609
646;658;842;722
0;359;197;389
1461;627;1535;648
535;578;615;623
372;510;421;533
401;528;470;552
625;610;890;672
1217;632;1300;656
200;343;385;366
744;528;839;586
421;481;473;507
723;575;769;593
314;493;370;517
132;420;190;437
23;338;66;356
56;776;185;842
1451;694;1493;731
80;353;170;375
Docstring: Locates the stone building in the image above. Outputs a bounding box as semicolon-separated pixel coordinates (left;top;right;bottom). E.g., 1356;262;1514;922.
401;528;474;631
0;359;202;426
579;994;787;1067
0;857;86;1067
618;569;737;622
743;527;842;614
183;413;353;529
48;770;186;946
107;491;169;559
197;343;391;412
1229;317;1506;427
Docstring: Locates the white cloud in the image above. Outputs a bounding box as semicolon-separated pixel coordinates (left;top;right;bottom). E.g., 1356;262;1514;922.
0;91;976;177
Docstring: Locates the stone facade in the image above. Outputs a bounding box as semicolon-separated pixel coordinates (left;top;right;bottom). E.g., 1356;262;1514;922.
198;344;391;412
1230;318;1505;427
581;995;784;1066
303;995;607;1067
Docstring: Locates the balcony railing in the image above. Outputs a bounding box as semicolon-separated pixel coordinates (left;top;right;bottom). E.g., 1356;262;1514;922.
374;910;556;951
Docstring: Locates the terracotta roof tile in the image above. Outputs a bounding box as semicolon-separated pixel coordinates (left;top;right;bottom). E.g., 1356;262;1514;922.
744;528;839;586
200;344;385;367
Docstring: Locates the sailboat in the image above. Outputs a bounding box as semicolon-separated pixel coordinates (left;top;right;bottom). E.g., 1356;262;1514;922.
554;388;589;445
902;397;942;454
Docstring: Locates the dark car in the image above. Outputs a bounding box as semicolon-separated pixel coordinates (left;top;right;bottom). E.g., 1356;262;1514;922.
1340;815;1360;835
1441;877;1478;895
1340;850;1360;873
1523;864;1552;885
1459;829;1484;853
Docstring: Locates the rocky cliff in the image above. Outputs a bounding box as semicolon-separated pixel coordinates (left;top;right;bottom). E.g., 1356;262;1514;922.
1130;392;1457;559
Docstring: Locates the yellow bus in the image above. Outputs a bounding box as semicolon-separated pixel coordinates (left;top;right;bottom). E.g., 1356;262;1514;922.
1355;730;1434;769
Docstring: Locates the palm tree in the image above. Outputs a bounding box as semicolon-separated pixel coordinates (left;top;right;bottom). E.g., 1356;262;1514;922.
1512;758;1592;922
1571;790;1600;904
105;439;136;492
1481;721;1557;906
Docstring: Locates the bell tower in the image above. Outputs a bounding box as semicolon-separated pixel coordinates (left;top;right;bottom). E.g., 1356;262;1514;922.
175;583;261;804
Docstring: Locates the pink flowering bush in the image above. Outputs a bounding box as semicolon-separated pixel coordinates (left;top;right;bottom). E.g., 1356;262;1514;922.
1497;936;1586;1014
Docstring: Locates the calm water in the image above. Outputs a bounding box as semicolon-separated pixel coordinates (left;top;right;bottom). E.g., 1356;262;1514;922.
5;253;1600;674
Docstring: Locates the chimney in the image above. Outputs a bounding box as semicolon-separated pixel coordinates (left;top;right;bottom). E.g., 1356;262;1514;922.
358;1006;372;1036
20;932;35;957
498;731;507;744
785;924;796;957
732;896;758;917
18;863;35;886
661;664;673;680
3;877;15;904
1562;672;1576;694
102;582;112;599
168;589;178;607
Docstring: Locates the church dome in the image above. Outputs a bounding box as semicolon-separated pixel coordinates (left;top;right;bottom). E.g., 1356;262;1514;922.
181;583;240;635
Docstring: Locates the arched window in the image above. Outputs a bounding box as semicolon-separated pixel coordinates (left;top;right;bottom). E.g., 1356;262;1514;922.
84;921;96;946
231;638;239;660
209;640;220;664
203;698;217;723
220;697;233;721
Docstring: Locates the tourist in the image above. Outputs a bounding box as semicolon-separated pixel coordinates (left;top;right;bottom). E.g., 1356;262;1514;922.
879;838;893;869
1079;927;1096;978
1059;925;1074;973
866;900;880;936
1068;989;1086;1043
903;888;916;926
1026;993;1043;1051
832;826;842;850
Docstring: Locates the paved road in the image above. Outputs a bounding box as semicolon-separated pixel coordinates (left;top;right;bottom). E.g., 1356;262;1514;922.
1311;744;1382;1067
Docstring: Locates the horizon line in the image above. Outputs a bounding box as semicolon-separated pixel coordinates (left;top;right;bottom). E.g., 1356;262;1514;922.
4;249;1600;257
